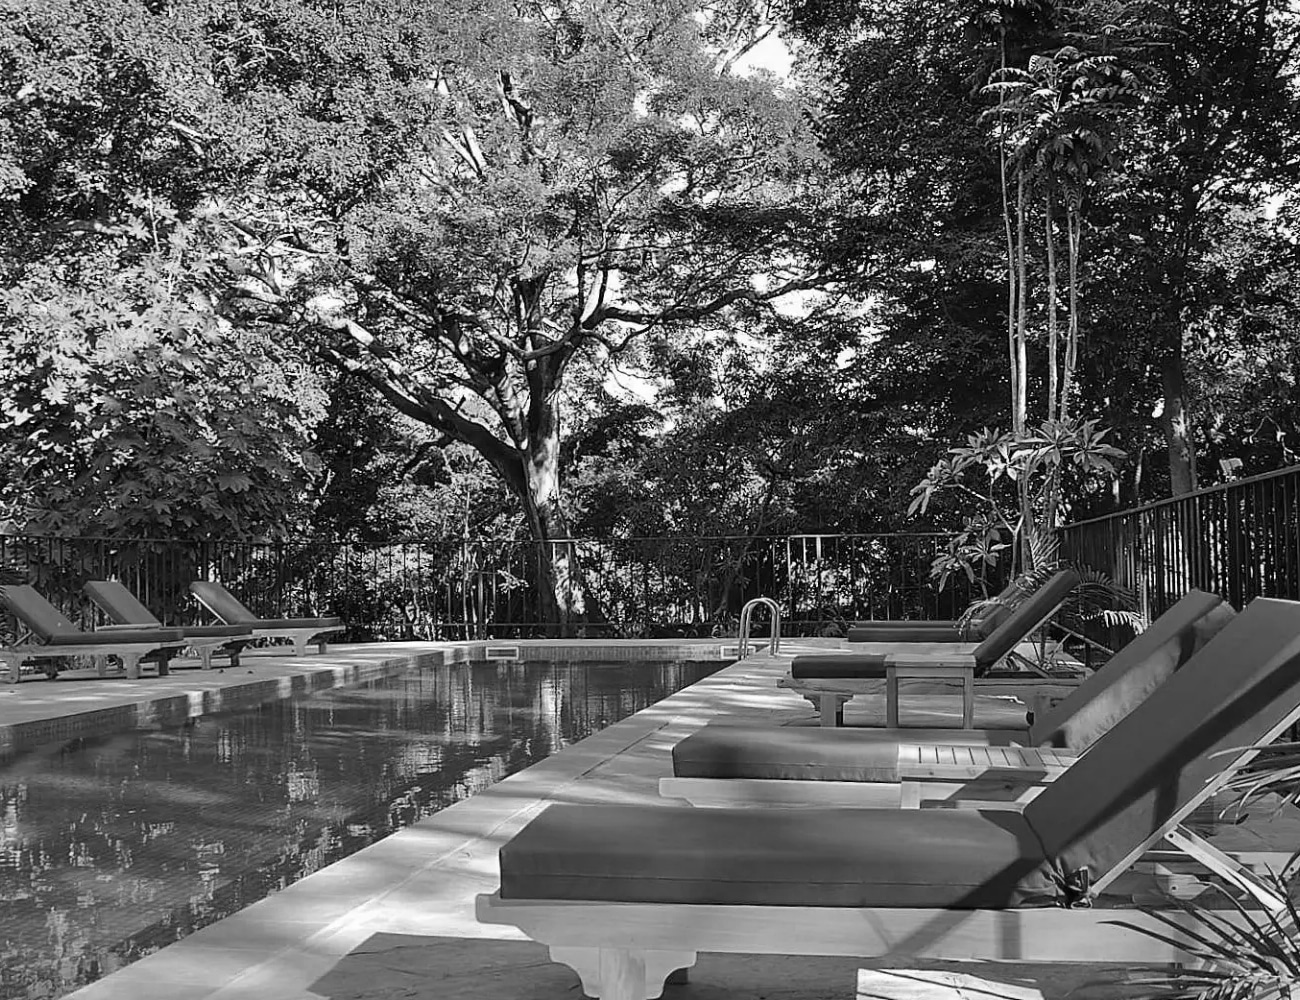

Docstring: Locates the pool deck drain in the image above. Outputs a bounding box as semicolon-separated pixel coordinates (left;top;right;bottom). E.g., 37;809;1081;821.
22;638;1298;1000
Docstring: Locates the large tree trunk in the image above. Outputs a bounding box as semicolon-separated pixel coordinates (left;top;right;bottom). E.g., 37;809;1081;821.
512;396;588;637
1160;352;1198;496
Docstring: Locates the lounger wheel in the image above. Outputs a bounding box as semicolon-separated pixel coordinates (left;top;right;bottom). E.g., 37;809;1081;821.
548;946;697;1000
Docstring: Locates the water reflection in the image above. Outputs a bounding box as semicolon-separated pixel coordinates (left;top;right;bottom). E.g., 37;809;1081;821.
0;657;723;998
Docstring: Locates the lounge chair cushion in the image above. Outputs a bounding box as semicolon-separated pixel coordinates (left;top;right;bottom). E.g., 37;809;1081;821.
1035;595;1235;751
1023;598;1300;883
671;724;1025;783
180;624;255;640
849;605;1012;644
848;623;967;643
83;581;161;625
0;584;87;642
0;583;186;649
189;581;258;623
853;618;963;629
972;570;1081;672
41;627;187;647
790;653;888;679
253;617;343;631
500;803;1059;908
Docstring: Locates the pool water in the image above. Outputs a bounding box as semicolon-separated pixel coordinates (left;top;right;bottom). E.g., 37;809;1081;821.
0;657;725;998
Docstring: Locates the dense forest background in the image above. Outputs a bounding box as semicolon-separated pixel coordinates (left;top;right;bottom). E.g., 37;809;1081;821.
2;0;1297;577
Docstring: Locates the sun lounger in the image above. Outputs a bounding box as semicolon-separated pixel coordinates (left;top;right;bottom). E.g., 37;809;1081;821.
189;581;345;656
477;597;1300;999
783;568;1083;725
0;584;188;682
84;581;255;670
844;572;1063;643
664;590;1235;808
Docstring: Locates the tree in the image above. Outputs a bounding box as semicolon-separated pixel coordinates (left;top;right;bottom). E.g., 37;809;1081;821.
1121;0;1300;494
0;0;328;538
787;0;1300;515
2;0;834;630
168;0;832;629
908;419;1125;585
0;215;328;538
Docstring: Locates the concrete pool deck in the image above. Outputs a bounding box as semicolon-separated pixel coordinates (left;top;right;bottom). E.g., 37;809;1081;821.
20;638;1300;1000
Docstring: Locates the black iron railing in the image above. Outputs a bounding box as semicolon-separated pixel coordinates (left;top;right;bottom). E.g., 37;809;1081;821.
0;532;999;641
1058;465;1300;621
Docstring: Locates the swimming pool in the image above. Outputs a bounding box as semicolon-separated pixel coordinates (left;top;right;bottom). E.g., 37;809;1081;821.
0;656;726;998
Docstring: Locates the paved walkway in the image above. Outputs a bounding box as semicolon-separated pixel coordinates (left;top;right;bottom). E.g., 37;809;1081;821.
22;638;1297;1000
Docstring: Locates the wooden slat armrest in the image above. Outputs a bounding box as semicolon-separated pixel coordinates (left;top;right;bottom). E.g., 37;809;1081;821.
896;743;1079;782
895;743;1072;810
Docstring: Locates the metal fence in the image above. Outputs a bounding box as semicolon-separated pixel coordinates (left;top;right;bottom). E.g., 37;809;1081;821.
0;532;998;641
1059;465;1300;621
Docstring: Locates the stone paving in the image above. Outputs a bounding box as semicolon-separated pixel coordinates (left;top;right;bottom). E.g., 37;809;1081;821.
9;637;1296;1000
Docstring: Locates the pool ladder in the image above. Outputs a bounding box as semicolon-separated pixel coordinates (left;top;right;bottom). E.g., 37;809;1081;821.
738;597;782;658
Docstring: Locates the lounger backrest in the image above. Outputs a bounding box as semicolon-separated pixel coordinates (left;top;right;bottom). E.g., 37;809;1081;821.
972;569;1081;669
190;581;258;624
967;573;1054;638
1028;589;1233;748
1023;598;1300;891
0;584;84;641
84;581;162;626
966;592;1015;638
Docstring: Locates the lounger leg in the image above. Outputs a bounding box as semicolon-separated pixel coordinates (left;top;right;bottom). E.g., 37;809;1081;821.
817;694;847;727
317;640;327;654
122;653;142;680
292;636;308;656
199;646;213;670
1;654;19;684
548;946;696;1000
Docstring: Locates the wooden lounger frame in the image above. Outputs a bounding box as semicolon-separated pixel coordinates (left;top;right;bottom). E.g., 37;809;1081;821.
190;585;344;657
777;670;1084;727
0;631;184;683
92;622;252;670
246;625;344;657
83;582;256;670
477;698;1300;1000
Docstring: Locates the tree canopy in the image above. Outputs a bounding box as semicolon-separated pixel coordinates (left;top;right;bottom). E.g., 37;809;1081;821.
2;0;1299;618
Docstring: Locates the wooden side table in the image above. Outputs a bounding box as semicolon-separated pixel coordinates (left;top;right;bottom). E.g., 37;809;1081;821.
885;656;975;729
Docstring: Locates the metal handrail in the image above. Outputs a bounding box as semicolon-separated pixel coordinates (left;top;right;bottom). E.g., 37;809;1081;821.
738;597;782;658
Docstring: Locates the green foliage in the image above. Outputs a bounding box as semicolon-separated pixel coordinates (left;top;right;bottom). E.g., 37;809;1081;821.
1104;862;1300;1000
0;210;327;537
910;418;1124;583
564;308;912;540
791;0;1300;505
